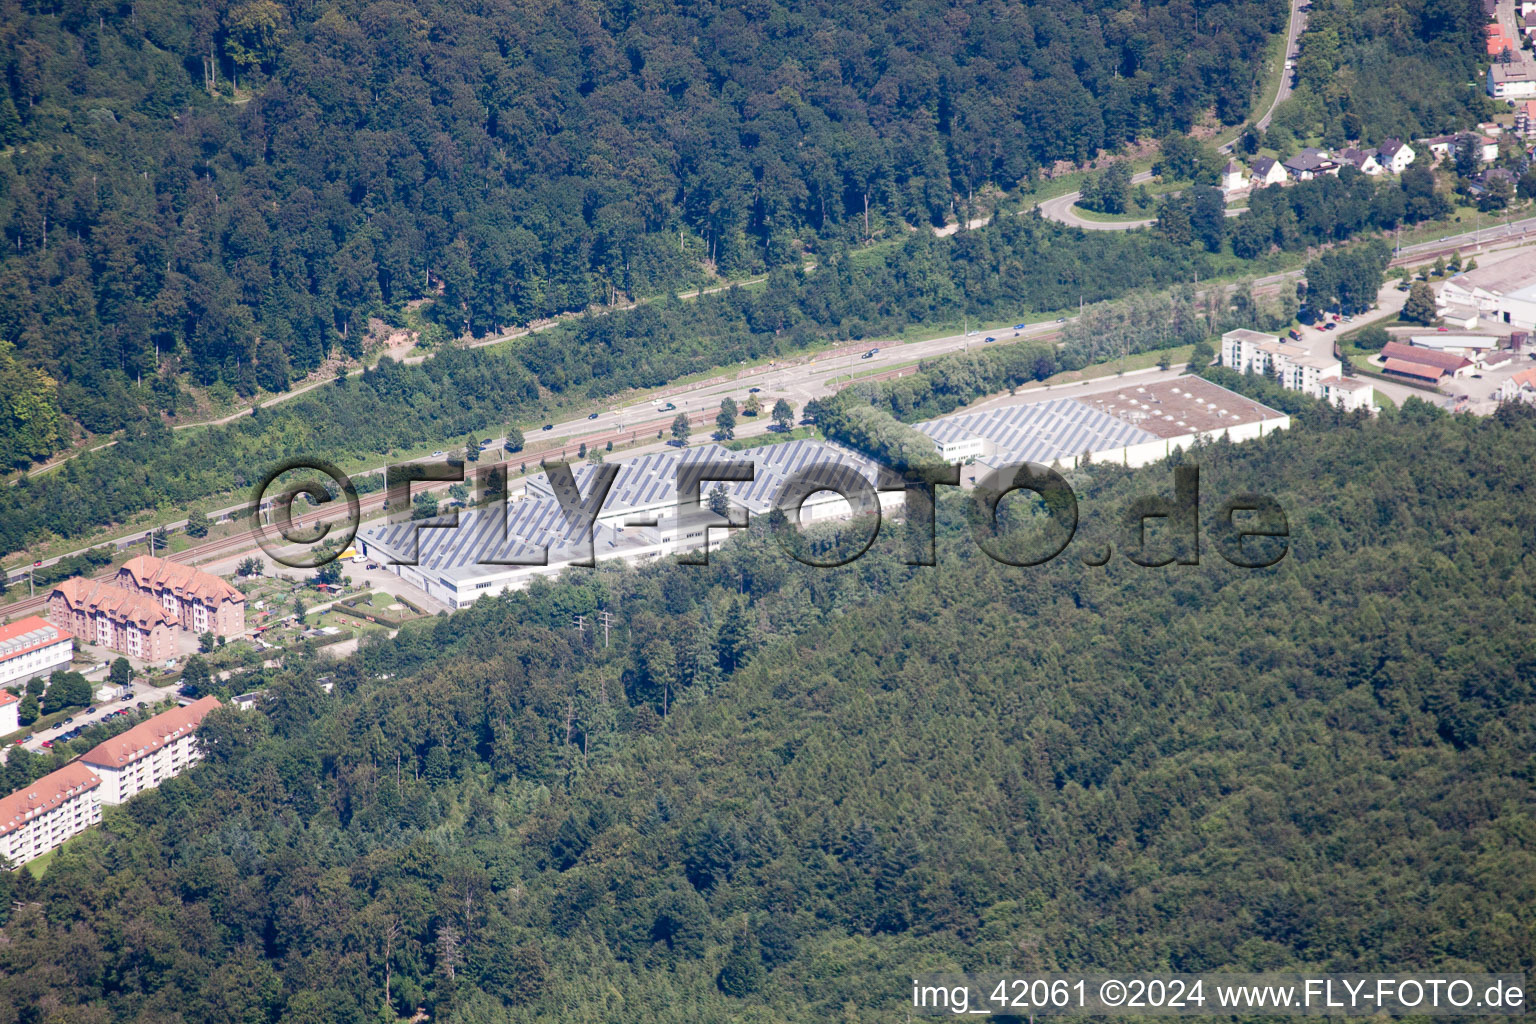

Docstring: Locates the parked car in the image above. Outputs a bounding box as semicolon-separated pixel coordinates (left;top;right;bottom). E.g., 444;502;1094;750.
1471;374;1484;379
1056;317;1067;323
121;693;133;701
1323;323;1337;331
749;387;762;393
984;336;996;343
40;740;52;748
431;450;445;458
481;438;492;446
62;717;74;725
86;706;96;714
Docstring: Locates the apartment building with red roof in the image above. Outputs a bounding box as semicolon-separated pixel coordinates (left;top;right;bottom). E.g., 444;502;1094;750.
48;578;177;662
0;615;73;693
81;695;222;804
116;555;246;638
0;762;102;866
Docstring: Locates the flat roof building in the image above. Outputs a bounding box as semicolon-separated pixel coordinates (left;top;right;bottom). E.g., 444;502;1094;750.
0;616;73;692
1439;263;1536;332
914;376;1289;472
358;439;897;608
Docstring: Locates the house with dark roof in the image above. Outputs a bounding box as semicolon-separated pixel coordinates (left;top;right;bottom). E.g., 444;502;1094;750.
1283;148;1336;180
1376;138;1415;173
1251;155;1287;186
1338;148;1383;175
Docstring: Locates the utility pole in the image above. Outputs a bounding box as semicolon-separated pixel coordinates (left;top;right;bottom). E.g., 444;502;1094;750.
598;609;613;648
573;614;585;635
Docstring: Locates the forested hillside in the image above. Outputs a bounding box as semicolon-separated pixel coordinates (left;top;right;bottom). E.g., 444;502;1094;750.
3;0;1284;450
1269;0;1489;150
2;399;1532;1022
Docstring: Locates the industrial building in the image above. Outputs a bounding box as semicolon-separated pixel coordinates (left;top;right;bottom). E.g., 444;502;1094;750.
1438;263;1536;332
357;440;899;608
913;376;1290;472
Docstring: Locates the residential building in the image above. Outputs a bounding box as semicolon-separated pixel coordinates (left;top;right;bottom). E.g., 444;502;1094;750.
1220;329;1340;398
0;616;73;689
1338;148;1383;175
1376;138;1415;173
81;696;223;805
115;556;246;638
1488;62;1536;101
1282;352;1345;396
48;578;177;662
1319;376;1375;413
1516;100;1536;138
1499;368;1536;402
0;692;17;736
1419;135;1458;162
1251;156;1288;186
0;762;102;867
1282;148;1336;180
1439;263;1536;331
1487;23;1516;56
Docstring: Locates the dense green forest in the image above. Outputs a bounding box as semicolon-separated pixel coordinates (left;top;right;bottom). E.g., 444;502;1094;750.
1267;0;1491;152
2;398;1532;1022
0;0;1286;438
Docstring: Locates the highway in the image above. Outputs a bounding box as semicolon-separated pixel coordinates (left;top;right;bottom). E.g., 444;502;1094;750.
0;315;1069;606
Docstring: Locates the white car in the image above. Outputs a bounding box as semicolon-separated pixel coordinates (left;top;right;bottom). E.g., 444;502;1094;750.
431;451;445;458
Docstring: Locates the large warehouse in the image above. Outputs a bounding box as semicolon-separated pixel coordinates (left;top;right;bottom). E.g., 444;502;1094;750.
359;379;1288;608
357;439;899;608
914;376;1289;471
1438;262;1536;331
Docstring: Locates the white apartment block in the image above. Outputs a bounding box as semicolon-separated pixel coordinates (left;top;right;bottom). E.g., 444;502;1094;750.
0;692;17;736
0;763;102;867
80;696;222;804
1221;329;1350;402
0;616;73;689
1320;376;1375;413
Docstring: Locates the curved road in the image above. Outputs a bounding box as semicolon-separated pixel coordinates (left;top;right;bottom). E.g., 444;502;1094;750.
1039;0;1306;231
